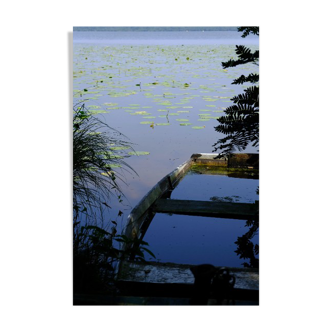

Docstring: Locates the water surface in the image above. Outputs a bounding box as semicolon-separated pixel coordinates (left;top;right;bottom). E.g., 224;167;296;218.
73;30;259;265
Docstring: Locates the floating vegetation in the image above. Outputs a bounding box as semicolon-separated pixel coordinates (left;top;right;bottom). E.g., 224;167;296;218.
89;110;108;114
158;101;172;106
131;111;150;115
74;42;258;154
128;151;150;156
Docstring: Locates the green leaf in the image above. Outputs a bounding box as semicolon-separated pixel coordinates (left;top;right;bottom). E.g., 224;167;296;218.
140;121;154;124
141;247;156;258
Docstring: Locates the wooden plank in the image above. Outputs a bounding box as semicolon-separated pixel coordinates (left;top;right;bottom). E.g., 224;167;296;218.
116;261;259;303
117;261;259;291
121;159;193;244
191;153;259;169
152;199;258;219
191;153;228;166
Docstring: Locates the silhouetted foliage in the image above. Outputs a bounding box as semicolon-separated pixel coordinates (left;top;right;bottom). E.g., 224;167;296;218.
213;26;259;157
234;187;259;268
238;27;259;38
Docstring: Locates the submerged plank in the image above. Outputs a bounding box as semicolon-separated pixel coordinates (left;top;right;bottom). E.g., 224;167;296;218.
152;199;258;219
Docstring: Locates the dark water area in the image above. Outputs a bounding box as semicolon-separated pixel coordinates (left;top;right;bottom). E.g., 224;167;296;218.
143;171;258;267
73;30;259;266
144;214;258;267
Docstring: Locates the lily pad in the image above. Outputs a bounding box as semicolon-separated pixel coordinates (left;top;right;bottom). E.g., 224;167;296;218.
192;126;205;129
89;110;108;114
128;151;150;156
158;102;172;106
131;111;150;115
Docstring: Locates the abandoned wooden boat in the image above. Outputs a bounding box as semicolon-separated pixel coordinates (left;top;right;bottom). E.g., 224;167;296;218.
116;153;259;304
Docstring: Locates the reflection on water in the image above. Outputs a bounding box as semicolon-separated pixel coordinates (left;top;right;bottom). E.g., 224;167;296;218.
171;171;259;203
142;169;258;267
143;213;258;268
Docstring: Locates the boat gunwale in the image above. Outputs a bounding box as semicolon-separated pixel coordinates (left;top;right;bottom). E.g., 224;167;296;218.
123;152;258;239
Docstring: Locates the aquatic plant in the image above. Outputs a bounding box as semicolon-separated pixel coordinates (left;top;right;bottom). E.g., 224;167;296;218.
73;103;156;293
73;103;136;223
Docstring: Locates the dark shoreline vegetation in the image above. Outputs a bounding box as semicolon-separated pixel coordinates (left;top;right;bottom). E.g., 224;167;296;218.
73;26;239;32
73;27;259;301
73;104;155;293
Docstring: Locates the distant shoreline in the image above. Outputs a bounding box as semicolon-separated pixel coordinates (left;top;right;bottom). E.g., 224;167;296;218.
73;27;239;32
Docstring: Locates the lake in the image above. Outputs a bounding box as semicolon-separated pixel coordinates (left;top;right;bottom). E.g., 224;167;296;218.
73;29;259;267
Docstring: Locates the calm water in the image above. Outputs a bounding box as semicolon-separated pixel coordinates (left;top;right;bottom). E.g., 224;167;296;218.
73;30;259;266
73;30;259;45
144;171;259;267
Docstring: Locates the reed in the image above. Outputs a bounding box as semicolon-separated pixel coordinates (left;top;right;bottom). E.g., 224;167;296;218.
73;103;136;224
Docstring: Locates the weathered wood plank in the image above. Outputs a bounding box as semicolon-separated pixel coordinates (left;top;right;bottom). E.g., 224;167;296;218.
117;261;259;291
122;159;193;243
191;153;259;169
152;199;258;219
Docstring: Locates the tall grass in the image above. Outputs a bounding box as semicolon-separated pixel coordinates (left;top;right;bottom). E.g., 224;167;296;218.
73;103;137;293
73;103;136;224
